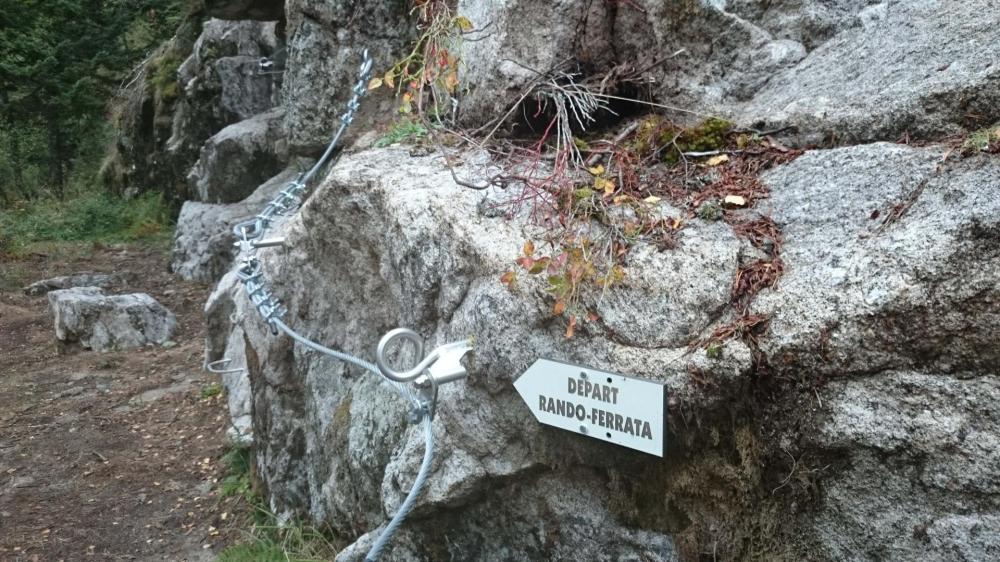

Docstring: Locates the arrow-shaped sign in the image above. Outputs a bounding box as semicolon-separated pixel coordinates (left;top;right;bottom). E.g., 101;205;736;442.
514;358;667;457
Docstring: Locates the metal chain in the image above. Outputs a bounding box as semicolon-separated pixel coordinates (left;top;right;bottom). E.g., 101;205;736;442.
227;50;474;561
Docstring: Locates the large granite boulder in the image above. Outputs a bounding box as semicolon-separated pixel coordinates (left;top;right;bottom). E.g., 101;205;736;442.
172;167;299;282
206;143;999;560
186;109;287;203
454;0;1000;142
168;19;281;164
48;288;177;352
281;0;413;154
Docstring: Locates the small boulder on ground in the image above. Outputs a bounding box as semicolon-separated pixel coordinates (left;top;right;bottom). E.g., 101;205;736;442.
47;287;177;353
23;272;124;296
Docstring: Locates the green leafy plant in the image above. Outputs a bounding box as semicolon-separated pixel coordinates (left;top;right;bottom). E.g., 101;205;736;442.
201;382;223;399
369;0;473;118
373;118;429;147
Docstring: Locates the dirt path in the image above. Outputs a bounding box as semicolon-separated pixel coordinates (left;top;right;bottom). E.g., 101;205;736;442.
0;244;240;561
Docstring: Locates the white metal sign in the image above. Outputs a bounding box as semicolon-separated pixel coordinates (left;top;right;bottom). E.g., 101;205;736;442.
514;358;667;457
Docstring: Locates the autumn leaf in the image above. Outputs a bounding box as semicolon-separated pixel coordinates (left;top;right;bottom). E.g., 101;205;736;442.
384;70;396;89
367;77;383;90
565;315;577;338
643;195;661;204
454;15;474;31
553;300;566;315
528;258;549;274
500;271;516;285
523;240;535;256
587;164;605;176
595;177;615;195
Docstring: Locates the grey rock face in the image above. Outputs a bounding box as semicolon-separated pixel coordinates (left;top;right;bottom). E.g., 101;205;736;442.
749;143;1000;561
736;0;1000;141
169;19;281;163
207;142;1000;561
455;0;1000;142
23;272;124;296
205;271;254;443
103;17;281;202
754;143;1000;378
807;372;1000;561
187;109;287;203
457;0;614;126
214;147;761;559
172;167;299;282
48;288;177;352
281;0;413;154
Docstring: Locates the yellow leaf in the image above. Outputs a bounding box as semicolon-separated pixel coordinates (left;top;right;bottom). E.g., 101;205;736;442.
643;195;661;204
401;92;413;103
384;70;395;89
594;177;615;195
523;240;535;256
587;164;605;176
613;195;631;205
454;15;474;31
705;154;730;166
367;77;383;90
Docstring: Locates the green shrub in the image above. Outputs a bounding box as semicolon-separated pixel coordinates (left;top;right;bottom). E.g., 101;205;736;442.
0;190;172;253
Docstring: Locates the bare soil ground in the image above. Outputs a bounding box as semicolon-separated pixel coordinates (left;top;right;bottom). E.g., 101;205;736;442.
0;244;242;561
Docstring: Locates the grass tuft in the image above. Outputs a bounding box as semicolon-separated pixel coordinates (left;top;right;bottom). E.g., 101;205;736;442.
373;118;429;148
0;190;172;256
217;444;341;561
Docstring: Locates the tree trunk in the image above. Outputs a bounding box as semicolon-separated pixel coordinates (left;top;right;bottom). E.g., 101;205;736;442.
46;111;65;198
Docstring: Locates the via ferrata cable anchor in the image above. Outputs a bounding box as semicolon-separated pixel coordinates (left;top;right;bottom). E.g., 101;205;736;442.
375;328;473;422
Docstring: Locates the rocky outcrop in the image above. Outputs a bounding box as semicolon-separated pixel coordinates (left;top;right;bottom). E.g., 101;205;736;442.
123;0;1000;559
457;0;1000;143
23;272;125;296
281;0;413;153
207;143;999;560
102;16;282;203
168;19;280;166
48;288;177;352
205;271;255;443
172;167;299;282
186;109;287;203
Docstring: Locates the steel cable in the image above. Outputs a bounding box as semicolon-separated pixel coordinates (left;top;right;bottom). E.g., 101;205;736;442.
229;50;436;561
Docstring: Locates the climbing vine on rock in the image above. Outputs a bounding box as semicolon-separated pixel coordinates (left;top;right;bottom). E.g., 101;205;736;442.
368;0;473;118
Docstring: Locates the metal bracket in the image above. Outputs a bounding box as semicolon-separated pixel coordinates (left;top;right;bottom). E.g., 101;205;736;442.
206;357;246;375
375;328;473;420
257;57;284;76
